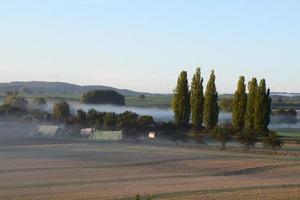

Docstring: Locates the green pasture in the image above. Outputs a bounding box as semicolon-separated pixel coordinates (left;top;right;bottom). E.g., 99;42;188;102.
0;92;172;108
125;96;171;108
278;131;300;138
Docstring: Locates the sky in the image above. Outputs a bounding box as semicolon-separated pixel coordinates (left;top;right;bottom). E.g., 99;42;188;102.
0;0;300;93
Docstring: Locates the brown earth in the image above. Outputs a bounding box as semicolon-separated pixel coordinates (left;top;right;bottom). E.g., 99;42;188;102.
0;122;300;200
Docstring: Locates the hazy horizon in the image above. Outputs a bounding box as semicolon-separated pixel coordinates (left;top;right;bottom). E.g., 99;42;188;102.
1;0;300;93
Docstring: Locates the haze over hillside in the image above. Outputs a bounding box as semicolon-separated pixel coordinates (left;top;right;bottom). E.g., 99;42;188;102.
0;81;298;98
0;81;154;96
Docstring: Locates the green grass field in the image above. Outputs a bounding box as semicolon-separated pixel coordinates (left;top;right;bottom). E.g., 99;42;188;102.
125;96;171;108
0;93;172;108
278;131;300;138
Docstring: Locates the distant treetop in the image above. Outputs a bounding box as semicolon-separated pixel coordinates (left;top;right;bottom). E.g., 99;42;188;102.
81;90;125;105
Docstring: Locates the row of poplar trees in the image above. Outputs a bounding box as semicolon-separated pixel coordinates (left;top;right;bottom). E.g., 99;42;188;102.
172;69;272;133
172;68;219;130
232;77;273;150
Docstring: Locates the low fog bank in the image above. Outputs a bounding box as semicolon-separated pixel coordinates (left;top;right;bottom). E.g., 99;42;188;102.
44;100;232;122
42;100;300;130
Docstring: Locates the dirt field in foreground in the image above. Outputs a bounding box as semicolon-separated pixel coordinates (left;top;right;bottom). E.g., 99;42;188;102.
0;123;300;200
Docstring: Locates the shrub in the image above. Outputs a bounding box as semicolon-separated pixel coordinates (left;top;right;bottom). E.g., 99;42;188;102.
236;128;258;151
53;100;70;122
263;131;284;153
211;123;235;149
103;112;118;130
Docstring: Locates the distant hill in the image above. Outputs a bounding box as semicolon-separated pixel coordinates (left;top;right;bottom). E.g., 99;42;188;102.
0;81;150;96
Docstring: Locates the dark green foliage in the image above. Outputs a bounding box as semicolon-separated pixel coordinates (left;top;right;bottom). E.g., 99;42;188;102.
219;97;233;112
29;109;50;121
157;121;189;141
4;91;28;111
81;90;125;105
211;123;235;150
265;88;272;131
117;111;139;138
31;97;47;110
263;131;284;153
32;97;46;105
103;112;118;130
95;118;103;129
158;122;177;138
204;70;219;130
190;68;204;130
139;94;146;99
53;100;70;122
172;71;190;124
254;79;267;133
86;108;102;126
117;111;139;129
232;76;247;131
86;108;98;124
0;104;28;116
76;109;87;125
253;79;272;135
244;78;258;130
138;115;155;131
236;128;258;151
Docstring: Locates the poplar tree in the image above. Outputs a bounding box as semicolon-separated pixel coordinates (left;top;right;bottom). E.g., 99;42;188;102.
265;88;272;131
254;79;272;134
239;78;258;151
254;79;266;133
190;68;204;130
172;71;190;124
244;78;258;130
204;70;219;130
232;76;247;131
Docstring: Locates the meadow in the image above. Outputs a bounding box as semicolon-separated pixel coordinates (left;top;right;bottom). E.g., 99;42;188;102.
0;93;172;108
0;123;300;200
278;131;300;139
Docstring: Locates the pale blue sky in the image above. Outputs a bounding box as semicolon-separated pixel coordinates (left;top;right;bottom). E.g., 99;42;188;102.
0;0;299;93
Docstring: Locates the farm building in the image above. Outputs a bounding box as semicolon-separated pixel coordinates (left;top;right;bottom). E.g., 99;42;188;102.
80;128;95;137
149;132;156;139
89;130;123;141
30;125;62;137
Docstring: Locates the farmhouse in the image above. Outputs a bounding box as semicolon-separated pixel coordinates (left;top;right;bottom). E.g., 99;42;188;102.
80;128;95;137
89;130;123;141
30;125;62;137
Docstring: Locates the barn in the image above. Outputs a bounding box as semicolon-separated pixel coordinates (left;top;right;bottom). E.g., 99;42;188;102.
89;130;123;141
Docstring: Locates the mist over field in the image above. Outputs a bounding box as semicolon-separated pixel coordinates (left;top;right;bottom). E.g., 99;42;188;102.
40;100;300;130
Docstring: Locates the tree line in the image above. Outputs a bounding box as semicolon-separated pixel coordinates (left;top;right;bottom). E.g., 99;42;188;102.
172;68;283;152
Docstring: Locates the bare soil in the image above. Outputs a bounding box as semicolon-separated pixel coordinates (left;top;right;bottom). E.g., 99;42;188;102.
0;122;299;200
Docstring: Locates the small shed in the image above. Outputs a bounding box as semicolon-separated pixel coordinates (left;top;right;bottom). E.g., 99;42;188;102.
149;132;156;139
30;125;62;137
89;130;123;141
80;128;95;137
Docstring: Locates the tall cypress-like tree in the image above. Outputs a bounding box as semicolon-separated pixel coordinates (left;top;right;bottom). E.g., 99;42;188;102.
265;88;272;131
172;71;190;124
190;68;204;130
204;70;219;130
244;78;258;130
254;79;272;134
232;76;247;131
254;79;266;133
